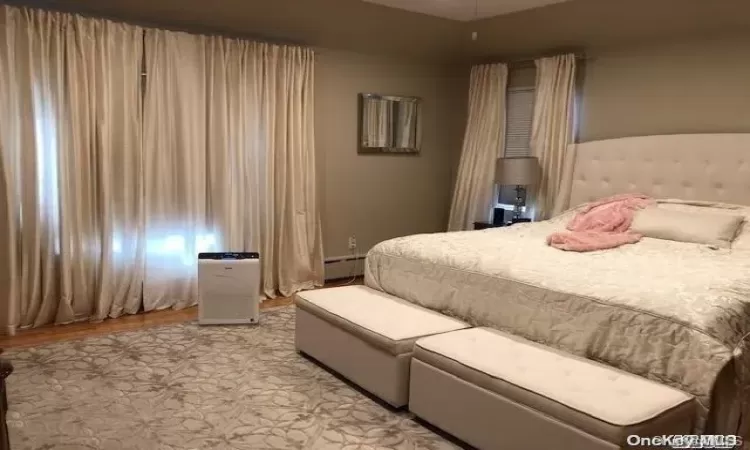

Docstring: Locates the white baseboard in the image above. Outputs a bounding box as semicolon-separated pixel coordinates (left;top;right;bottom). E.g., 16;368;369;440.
324;255;366;281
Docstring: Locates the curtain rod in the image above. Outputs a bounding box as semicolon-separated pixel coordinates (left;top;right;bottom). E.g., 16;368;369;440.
3;0;307;48
477;49;590;67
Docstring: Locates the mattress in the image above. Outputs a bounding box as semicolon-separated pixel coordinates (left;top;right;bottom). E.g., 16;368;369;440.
365;207;750;435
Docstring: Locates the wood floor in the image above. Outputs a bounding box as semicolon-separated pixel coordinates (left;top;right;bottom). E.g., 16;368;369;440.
0;278;361;350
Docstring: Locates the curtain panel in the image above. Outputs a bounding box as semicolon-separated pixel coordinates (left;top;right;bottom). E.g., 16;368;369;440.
0;6;323;334
0;7;145;333
447;63;508;231
530;54;577;220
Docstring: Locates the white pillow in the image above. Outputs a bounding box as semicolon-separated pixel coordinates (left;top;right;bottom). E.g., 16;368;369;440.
656;200;750;250
631;207;744;248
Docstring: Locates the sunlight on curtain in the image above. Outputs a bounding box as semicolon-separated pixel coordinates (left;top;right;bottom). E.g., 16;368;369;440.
0;6;144;333
32;84;59;236
65;15;145;322
143;31;324;302
142;30;213;311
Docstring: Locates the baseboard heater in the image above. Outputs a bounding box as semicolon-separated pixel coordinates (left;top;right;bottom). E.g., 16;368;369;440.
324;255;366;281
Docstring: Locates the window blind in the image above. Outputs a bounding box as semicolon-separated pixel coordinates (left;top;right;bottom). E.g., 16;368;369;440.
504;87;535;158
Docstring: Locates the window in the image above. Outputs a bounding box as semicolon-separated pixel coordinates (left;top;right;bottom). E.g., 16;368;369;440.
498;87;535;209
504;87;535;158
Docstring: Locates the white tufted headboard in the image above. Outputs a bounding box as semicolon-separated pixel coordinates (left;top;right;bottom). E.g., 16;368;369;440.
553;133;750;214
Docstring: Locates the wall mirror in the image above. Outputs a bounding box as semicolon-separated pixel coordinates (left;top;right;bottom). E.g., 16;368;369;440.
358;93;421;154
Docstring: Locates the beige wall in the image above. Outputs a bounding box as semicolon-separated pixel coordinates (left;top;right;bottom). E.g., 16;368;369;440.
315;49;467;257
579;33;750;141
508;65;536;89
465;0;750;61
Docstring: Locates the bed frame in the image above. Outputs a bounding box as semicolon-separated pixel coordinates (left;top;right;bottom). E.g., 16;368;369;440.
553;133;750;215
549;133;750;437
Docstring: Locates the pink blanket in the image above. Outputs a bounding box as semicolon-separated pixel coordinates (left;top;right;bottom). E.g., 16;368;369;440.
547;193;654;252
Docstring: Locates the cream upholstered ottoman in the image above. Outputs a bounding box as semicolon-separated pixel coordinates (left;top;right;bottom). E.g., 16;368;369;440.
410;328;696;450
294;285;469;407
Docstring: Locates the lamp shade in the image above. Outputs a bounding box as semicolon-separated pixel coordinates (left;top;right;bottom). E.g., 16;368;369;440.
495;156;540;186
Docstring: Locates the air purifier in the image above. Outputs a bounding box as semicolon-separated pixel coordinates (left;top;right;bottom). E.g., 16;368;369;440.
198;252;260;325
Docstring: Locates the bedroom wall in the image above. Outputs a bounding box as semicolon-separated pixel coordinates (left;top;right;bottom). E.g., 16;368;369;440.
315;48;468;260
464;0;750;62
579;32;750;141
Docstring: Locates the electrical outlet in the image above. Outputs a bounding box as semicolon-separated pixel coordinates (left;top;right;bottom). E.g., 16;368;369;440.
348;236;357;250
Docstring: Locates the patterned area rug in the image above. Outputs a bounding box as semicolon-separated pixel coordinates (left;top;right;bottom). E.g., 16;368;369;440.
5;306;461;450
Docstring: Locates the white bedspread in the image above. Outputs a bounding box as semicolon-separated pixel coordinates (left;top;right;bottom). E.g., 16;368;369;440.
365;209;750;434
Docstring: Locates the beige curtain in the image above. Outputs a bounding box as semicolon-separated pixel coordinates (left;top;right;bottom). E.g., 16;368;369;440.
142;30;209;311
0;6;143;334
447;63;508;231
145;30;324;300
530;54;576;220
0;6;323;333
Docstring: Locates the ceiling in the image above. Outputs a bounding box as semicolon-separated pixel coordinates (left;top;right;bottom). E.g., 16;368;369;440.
362;0;574;21
464;0;750;60
17;0;750;63
25;0;466;62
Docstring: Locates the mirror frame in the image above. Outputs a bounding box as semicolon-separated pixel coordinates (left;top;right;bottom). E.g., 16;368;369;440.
357;93;422;154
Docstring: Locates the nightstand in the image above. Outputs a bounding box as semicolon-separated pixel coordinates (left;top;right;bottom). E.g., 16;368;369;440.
473;221;506;230
474;219;531;230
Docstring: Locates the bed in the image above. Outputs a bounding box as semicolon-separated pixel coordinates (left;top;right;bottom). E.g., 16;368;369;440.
364;133;750;437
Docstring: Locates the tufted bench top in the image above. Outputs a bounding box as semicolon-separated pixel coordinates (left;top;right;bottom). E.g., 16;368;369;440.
295;285;469;355
414;327;696;445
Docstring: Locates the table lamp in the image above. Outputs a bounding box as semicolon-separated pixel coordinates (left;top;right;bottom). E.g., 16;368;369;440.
495;156;540;221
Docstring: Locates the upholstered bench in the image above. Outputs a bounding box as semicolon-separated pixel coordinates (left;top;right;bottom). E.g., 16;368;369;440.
410;328;696;450
294;285;469;407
